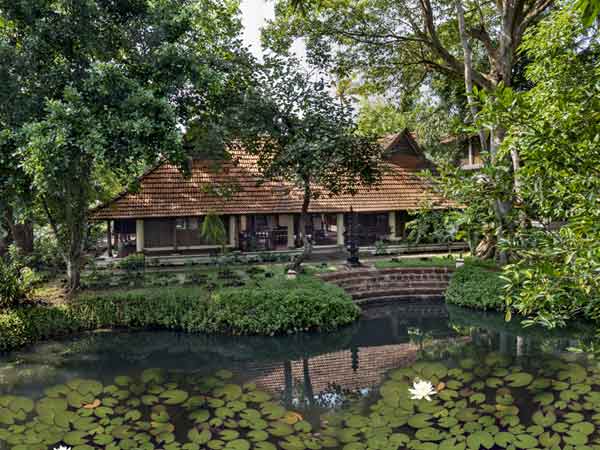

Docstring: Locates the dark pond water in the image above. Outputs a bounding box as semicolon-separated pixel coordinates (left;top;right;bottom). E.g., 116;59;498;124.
1;301;598;450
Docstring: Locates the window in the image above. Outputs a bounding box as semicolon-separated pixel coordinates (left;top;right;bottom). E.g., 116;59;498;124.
176;217;200;230
188;218;199;230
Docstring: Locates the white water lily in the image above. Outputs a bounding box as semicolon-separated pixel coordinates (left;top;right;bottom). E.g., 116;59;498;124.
408;379;437;401
53;446;71;450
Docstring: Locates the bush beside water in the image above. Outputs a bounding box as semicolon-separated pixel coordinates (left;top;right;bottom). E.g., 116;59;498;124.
198;277;360;335
0;277;359;352
0;259;34;309
445;263;505;311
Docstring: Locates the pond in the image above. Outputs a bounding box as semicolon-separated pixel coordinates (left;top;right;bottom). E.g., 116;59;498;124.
0;301;598;450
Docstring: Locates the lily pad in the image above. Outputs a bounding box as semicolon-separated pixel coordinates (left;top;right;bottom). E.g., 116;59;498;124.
160;389;189;405
505;372;533;388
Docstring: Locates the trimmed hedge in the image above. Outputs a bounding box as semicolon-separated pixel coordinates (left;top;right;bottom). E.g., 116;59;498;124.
0;278;359;352
445;264;505;311
0;287;203;352
192;276;360;335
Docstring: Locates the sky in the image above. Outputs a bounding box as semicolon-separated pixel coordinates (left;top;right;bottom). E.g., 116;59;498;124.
239;0;274;58
239;0;306;60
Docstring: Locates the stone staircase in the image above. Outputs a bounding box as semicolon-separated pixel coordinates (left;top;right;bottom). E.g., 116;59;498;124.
319;267;454;306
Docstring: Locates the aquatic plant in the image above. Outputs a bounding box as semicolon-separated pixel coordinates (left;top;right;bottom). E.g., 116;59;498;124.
2;350;600;450
408;379;437;401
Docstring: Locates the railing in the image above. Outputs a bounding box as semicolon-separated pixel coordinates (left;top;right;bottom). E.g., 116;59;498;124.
310;229;337;246
351;225;390;246
239;225;390;251
239;228;289;252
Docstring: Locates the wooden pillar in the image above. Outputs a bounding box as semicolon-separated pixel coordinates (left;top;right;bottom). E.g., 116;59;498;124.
136;219;144;253
468;140;474;166
277;214;295;249
240;215;247;232
228;216;237;247
106;220;113;257
389;211;397;240
336;213;345;246
172;219;178;251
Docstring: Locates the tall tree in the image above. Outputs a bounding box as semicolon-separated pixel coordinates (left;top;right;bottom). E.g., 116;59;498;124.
1;0;249;290
268;0;555;262
475;7;600;327
238;55;384;270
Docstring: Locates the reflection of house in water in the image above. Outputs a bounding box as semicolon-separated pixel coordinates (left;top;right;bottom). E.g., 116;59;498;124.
240;303;469;404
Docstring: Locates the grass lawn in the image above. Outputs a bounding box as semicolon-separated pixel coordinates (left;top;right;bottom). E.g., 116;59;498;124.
75;263;336;291
373;256;457;269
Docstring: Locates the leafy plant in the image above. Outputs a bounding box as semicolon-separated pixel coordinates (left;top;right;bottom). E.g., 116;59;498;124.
195;276;360;335
200;212;228;253
473;7;600;327
374;240;388;255
406;209;463;247
0;276;360;352
502;226;600;328
445;264;505;311
1;0;250;290
238;54;384;271
117;254;146;273
0;259;34;309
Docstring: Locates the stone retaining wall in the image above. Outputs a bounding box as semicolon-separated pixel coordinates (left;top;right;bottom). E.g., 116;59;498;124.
319;267;454;305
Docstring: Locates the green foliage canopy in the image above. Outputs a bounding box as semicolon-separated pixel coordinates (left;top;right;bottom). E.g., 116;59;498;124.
0;0;250;289
442;6;600;327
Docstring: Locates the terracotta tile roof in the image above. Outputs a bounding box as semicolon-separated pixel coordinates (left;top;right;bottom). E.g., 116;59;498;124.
379;129;421;154
91;151;451;220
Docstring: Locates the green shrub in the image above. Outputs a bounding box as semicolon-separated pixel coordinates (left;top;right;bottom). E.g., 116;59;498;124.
463;256;499;270
0;279;360;352
8;227;65;273
0;306;82;352
406;209;463;245
445;264;505;311
117;253;146;272
0;259;33;309
501;227;600;328
193;276;360;335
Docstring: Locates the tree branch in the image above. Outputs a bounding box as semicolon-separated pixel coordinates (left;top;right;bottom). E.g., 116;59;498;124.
466;25;499;66
516;0;554;43
419;0;495;90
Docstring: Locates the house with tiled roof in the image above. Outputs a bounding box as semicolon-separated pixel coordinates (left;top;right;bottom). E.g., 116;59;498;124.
440;132;490;171
92;130;451;256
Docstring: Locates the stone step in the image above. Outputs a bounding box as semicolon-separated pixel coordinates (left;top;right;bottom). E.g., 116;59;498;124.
344;281;449;294
319;267;454;279
351;287;447;300
320;267;454;283
354;294;446;307
332;274;452;288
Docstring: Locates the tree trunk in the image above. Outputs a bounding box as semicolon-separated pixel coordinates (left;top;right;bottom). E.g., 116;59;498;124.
283;360;293;408
490;127;515;265
456;0;522;266
290;181;313;272
66;256;82;292
302;358;314;406
455;0;487;151
43;196;87;293
65;227;85;292
4;207;34;255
